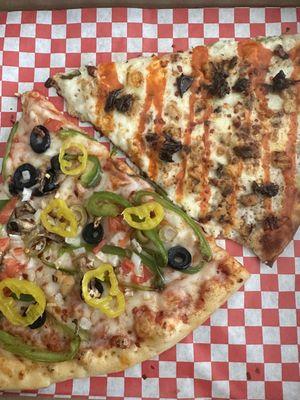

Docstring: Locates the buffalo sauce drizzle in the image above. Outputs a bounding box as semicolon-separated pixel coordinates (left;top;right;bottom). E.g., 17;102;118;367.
281;45;300;218
176;46;211;212
134;57;167;180
237;40;273;212
96;62;123;132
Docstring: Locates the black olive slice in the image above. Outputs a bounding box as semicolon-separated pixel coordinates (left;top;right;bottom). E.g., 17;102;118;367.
13;163;38;191
176;74;194;97
8;181;18;195
33;168;59;197
6;221;20;234
82;222;104;245
105;89;122;112
30;125;51;153
29;311;47;329
44;77;56;88
50;155;61;172
89;278;104;298
168;246;192;270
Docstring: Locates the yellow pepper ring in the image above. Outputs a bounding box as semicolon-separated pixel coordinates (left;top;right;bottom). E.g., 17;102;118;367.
41;198;78;238
0;279;46;327
123;201;164;230
82;264;125;318
59;140;88;176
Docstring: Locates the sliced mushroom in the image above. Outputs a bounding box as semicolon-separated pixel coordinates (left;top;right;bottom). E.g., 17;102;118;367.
14;202;36;218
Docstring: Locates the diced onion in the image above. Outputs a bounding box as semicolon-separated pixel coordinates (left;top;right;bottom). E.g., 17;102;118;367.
79;317;92;330
56;252;73;269
65;237;81;247
34;209;41;223
73;247;86;256
22;188;32;202
22;170;30;181
96;252;119;267
159;225;178;242
131;238;142;253
131;252;143;277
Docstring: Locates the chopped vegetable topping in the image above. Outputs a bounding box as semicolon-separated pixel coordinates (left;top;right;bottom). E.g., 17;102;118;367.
81;264;125;318
0;278;46;327
41;198;78;238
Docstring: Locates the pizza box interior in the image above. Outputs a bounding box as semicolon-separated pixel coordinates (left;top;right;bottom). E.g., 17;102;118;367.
0;0;299;11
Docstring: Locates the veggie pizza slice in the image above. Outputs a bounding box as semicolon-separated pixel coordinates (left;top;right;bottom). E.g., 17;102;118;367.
0;91;249;390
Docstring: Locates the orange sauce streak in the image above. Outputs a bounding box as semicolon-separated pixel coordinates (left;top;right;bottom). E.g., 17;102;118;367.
281;45;300;218
199;104;213;215
238;40;272;212
135;57;167;180
96;62;123;132
175;46;209;204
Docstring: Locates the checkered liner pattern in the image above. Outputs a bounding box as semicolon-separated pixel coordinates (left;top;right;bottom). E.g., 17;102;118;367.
0;7;299;400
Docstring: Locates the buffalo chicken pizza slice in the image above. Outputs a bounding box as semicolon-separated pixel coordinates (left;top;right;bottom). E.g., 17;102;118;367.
51;34;300;265
0;91;249;389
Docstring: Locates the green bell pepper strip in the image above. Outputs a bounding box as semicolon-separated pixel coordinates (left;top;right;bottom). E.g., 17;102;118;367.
86;191;132;217
1;122;19;179
143;229;168;267
119;282;155;291
11;293;35;302
134;190;212;262
101;244;165;289
0;199;10;212
80;155;102;188
0;319;80;362
59;129;98;142
101;244;130;258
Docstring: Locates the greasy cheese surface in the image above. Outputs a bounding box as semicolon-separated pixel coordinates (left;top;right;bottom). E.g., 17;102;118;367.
0;92;244;354
54;34;300;264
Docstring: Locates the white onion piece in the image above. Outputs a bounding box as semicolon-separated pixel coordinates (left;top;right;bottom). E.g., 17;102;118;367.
131;252;143;277
96;251;119;267
65;237;81;247
79;317;92;330
131;238;142;253
159;225;178;242
22;170;30;181
110;232;126;246
34;209;41;223
22;188;32;202
73;247;86;256
56;252;73;269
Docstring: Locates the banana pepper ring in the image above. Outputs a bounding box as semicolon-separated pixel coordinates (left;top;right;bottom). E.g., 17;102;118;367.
123;201;164;230
82;264;125;318
59;139;88;176
0;278;46;327
41;198;78;238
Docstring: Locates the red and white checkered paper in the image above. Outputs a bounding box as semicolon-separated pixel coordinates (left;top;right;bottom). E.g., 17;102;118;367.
0;6;299;400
